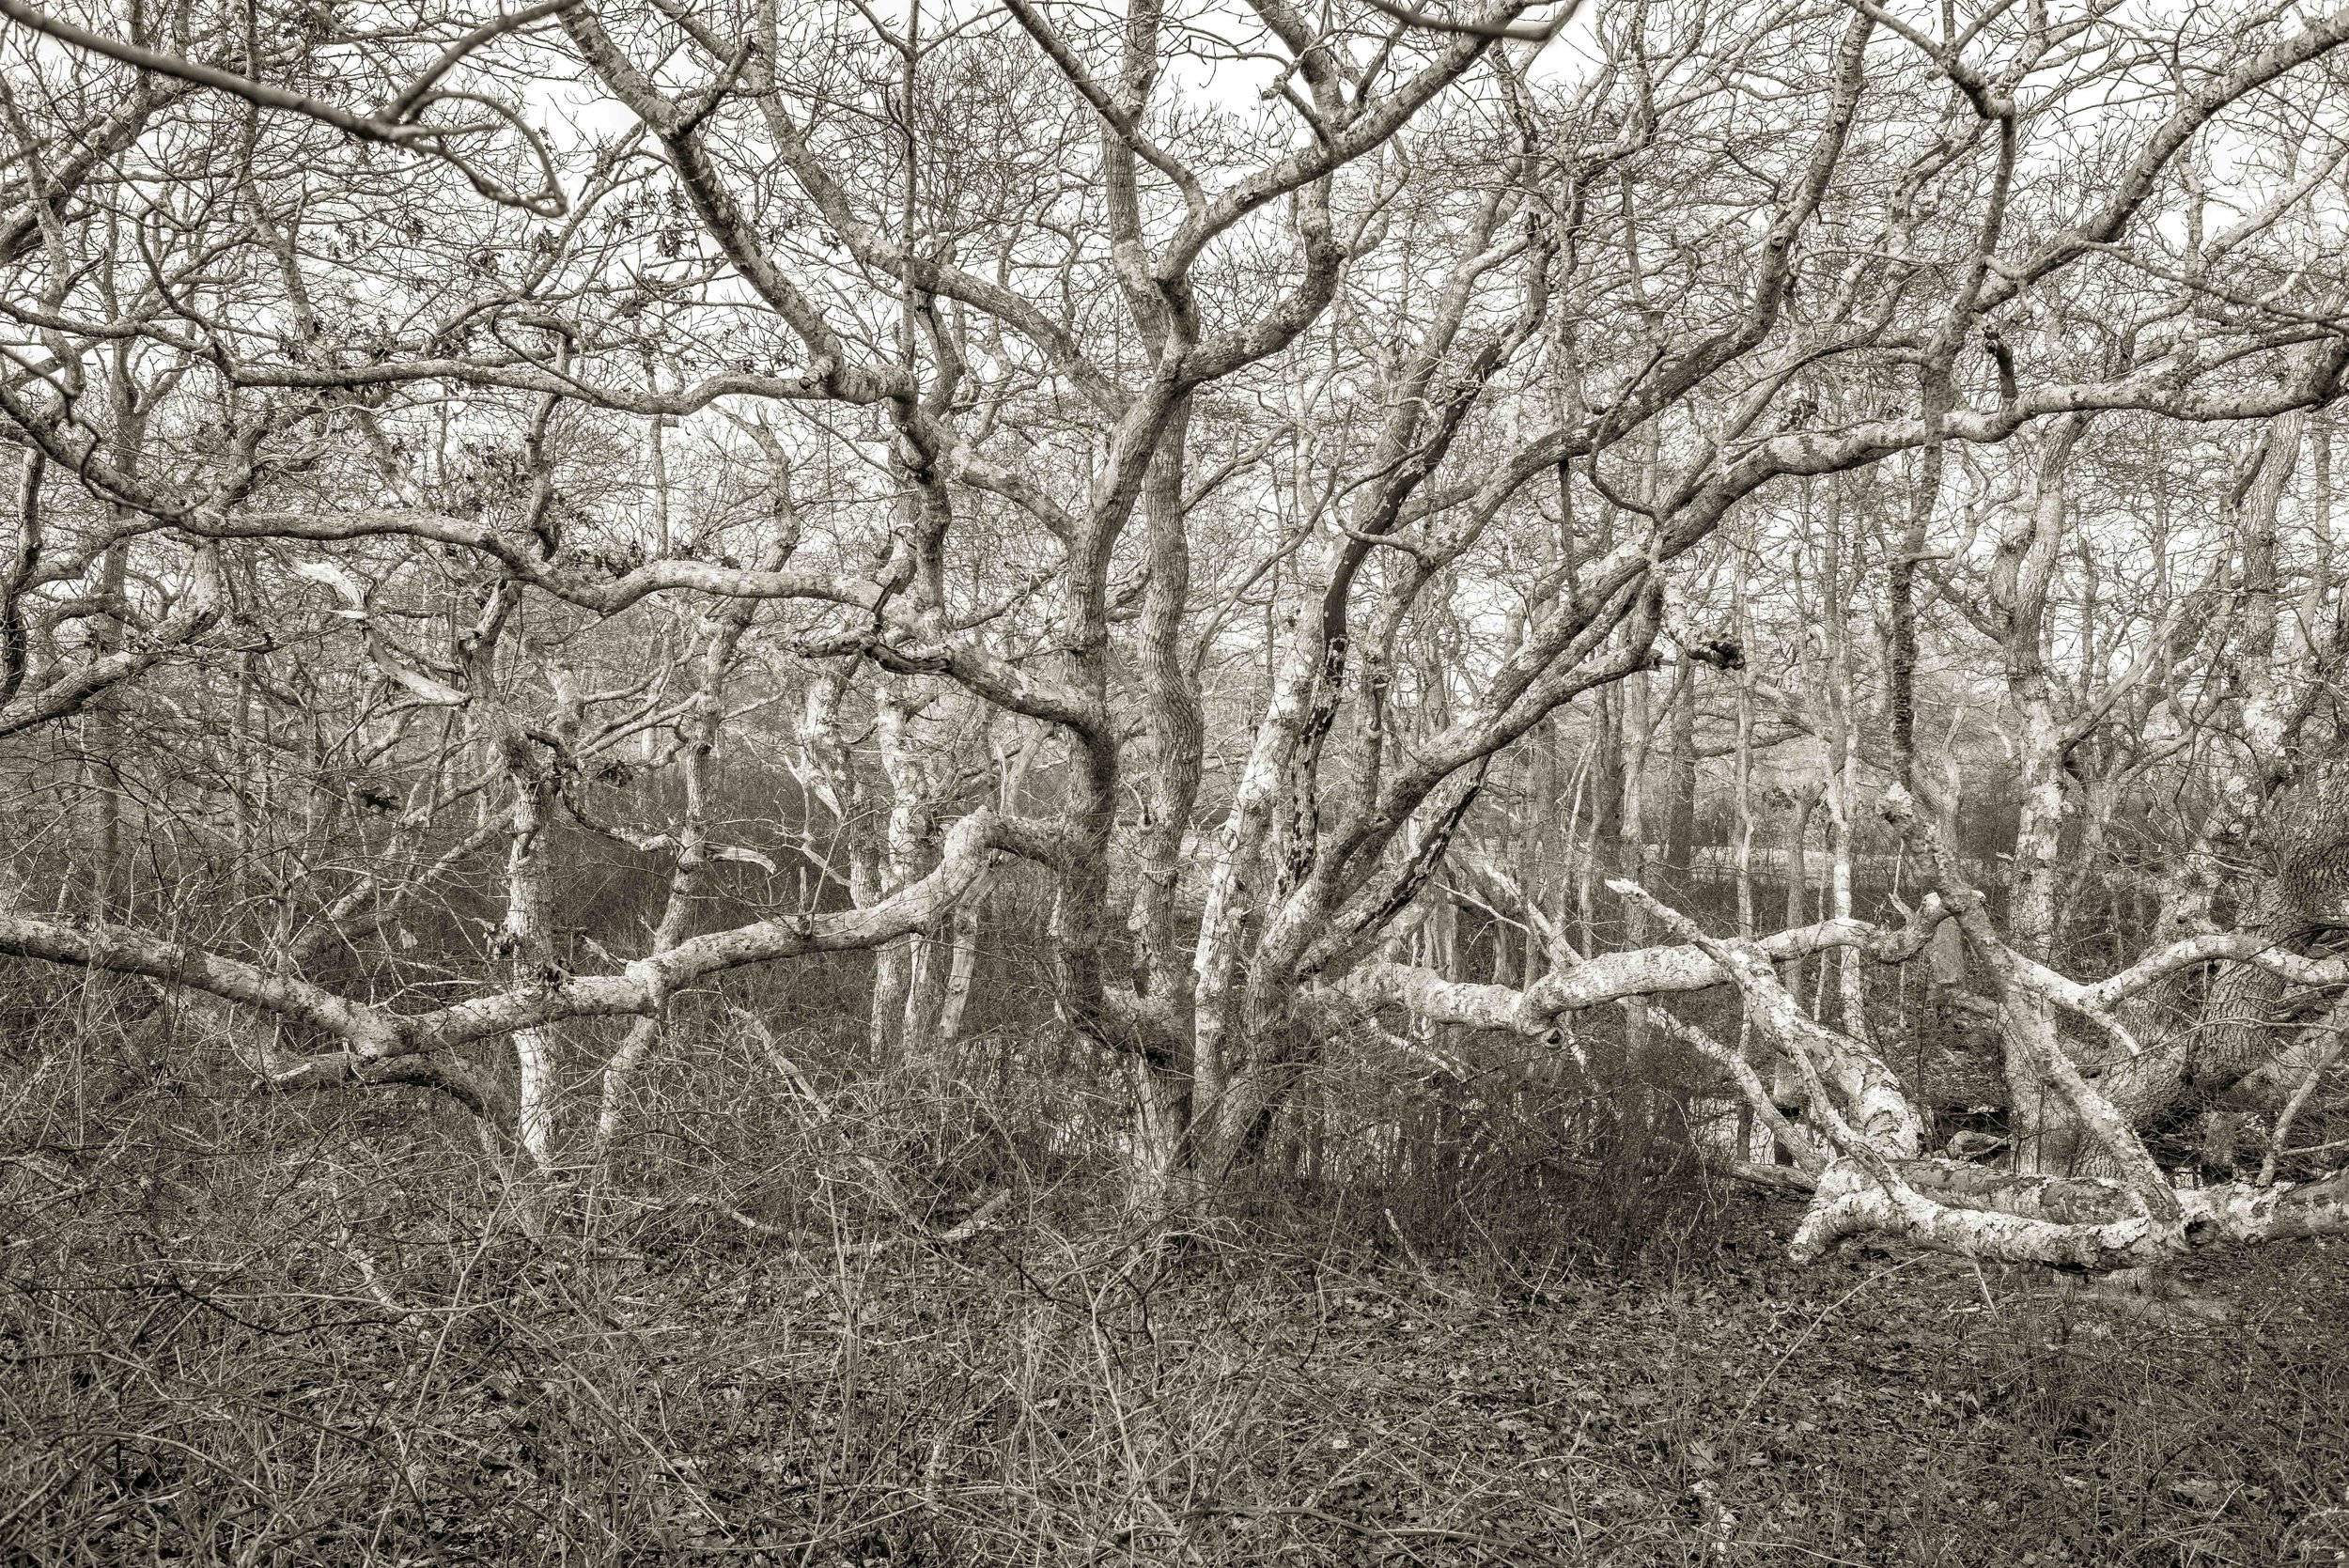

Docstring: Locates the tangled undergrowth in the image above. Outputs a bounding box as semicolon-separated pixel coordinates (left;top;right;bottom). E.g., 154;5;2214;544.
7;1019;2349;1567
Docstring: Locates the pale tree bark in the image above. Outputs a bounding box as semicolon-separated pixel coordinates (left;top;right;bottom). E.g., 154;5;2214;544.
593;552;785;1153
472;596;567;1170
1609;837;2349;1269
1986;418;2090;1172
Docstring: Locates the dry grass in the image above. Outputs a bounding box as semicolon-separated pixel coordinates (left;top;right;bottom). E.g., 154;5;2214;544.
7;986;2348;1566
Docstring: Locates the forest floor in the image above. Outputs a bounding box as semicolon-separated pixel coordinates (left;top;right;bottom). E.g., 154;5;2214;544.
7;1094;2349;1566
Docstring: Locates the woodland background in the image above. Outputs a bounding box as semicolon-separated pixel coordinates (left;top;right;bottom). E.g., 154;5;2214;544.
8;0;2349;1557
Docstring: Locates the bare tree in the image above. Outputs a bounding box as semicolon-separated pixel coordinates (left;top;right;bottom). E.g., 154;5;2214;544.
5;0;2349;1274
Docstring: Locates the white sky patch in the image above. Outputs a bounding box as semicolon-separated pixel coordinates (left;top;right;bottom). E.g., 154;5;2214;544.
498;0;1601;162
